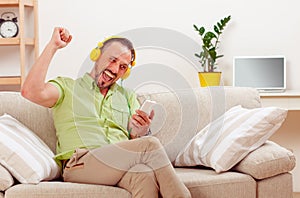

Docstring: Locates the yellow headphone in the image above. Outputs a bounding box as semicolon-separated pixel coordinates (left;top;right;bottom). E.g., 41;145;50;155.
90;36;136;80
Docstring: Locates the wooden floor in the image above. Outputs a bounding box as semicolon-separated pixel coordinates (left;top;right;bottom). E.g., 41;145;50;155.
294;192;300;198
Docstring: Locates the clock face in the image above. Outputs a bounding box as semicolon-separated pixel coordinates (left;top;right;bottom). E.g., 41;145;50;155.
0;21;19;38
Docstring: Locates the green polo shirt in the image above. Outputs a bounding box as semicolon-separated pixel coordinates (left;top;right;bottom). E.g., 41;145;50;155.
49;73;140;163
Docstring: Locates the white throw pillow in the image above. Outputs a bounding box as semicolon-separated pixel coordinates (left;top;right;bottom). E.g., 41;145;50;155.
0;113;60;184
174;105;288;173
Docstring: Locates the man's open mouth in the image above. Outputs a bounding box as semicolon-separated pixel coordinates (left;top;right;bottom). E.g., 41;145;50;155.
103;70;115;81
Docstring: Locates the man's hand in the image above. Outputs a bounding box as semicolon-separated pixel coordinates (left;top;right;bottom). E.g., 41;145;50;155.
128;110;154;139
51;27;72;50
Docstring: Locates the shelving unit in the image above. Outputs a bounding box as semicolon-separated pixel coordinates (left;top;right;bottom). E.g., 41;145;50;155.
0;0;38;91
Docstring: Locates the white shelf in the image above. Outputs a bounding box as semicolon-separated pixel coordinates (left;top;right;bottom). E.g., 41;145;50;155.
0;0;34;7
260;90;300;110
260;90;300;97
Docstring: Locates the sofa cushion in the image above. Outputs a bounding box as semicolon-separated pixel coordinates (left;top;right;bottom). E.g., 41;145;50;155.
0;92;56;153
0;114;60;184
256;173;293;198
233;141;296;179
175;168;256;198
5;182;131;198
174;105;287;173
0;163;14;191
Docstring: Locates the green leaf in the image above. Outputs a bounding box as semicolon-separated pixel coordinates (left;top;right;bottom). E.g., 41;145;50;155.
216;55;224;59
224;15;231;23
214;25;220;34
203;39;211;48
208;49;217;61
199;27;205;35
193;24;199;31
221;19;225;25
220;15;231;29
217;22;222;30
204;31;217;39
194;53;201;58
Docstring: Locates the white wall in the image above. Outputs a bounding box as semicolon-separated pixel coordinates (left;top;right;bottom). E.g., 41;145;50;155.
37;0;300;90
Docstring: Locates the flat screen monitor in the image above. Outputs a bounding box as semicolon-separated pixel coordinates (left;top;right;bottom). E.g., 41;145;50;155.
233;56;286;92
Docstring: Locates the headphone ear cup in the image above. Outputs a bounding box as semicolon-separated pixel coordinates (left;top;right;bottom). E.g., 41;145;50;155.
131;61;136;67
90;48;101;62
121;67;131;80
90;41;104;62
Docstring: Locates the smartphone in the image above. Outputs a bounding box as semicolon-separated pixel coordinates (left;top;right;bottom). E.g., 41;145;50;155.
139;99;157;115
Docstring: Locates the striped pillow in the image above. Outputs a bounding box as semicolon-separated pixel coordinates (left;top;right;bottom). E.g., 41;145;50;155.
0;113;60;184
174;105;288;173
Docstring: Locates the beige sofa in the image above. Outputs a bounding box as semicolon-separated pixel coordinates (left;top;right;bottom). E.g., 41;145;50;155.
0;87;296;198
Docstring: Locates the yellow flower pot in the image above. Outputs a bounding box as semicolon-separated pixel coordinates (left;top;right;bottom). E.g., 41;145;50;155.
198;72;222;87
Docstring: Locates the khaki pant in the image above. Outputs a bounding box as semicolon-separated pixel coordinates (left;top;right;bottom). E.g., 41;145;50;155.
63;136;191;198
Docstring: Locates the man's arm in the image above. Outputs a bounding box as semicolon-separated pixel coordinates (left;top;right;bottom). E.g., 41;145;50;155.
21;27;72;108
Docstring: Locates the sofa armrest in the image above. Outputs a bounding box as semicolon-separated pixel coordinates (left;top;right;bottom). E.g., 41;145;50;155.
232;140;296;180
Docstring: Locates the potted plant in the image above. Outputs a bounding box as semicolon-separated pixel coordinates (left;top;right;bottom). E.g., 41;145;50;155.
193;15;231;87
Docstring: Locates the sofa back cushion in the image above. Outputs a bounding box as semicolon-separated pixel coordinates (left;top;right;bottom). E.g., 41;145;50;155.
0;92;56;153
137;86;261;163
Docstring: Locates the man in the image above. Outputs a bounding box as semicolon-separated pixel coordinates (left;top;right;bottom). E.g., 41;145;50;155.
21;27;191;198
